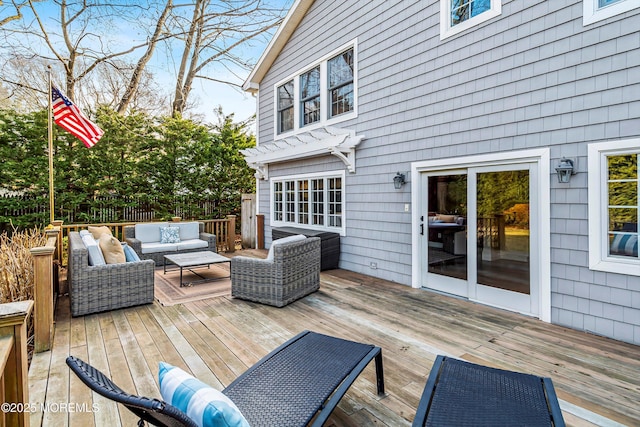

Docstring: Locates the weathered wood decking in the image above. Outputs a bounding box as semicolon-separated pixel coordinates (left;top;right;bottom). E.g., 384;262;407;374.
28;250;640;427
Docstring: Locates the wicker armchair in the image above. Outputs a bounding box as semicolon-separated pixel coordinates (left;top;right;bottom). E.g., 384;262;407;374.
68;232;155;317
231;236;321;307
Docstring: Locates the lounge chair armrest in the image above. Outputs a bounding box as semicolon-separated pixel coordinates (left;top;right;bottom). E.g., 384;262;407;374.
199;232;216;251
124;236;143;254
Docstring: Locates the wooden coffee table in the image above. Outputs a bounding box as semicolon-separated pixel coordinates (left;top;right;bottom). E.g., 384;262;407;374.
163;251;231;287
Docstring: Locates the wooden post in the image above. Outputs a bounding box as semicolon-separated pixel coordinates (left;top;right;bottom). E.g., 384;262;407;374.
256;214;265;249
226;215;236;253
30;229;57;353
241;194;256;249
50;220;63;265
0;300;33;427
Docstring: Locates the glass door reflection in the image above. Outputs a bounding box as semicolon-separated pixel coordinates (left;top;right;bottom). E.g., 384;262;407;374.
427;174;468;280
476;170;530;294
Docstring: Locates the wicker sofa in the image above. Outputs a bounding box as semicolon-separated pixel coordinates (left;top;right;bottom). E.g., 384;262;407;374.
124;222;216;265
230;235;321;307
67;231;155;317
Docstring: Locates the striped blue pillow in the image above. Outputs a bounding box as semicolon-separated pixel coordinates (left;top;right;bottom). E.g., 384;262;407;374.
158;362;249;427
610;234;638;257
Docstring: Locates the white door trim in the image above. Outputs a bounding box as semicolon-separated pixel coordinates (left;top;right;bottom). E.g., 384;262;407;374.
411;148;551;322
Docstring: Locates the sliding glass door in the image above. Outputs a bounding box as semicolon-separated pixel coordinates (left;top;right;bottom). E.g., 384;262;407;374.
420;162;539;316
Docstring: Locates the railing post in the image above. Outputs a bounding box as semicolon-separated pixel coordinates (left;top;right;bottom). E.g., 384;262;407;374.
226;215;236;253
29;228;58;353
0;300;33;427
50;220;63;264
256;214;265;249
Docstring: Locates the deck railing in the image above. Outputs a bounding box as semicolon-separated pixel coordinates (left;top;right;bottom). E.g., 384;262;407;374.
0;300;33;427
29;227;60;353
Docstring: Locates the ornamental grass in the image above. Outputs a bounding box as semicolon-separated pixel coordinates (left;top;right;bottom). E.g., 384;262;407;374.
0;226;46;304
0;225;47;364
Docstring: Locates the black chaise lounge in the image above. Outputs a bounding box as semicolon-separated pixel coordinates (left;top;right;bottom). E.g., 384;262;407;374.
412;355;565;427
66;330;385;427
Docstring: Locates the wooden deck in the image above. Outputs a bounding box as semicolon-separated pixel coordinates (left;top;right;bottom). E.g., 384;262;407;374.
28;250;640;427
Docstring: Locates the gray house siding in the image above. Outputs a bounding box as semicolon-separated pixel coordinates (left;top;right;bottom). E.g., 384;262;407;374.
252;1;640;345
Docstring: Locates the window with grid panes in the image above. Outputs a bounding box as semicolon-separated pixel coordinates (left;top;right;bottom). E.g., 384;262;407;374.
300;67;320;126
328;49;354;118
277;80;294;134
588;139;640;277
272;175;343;231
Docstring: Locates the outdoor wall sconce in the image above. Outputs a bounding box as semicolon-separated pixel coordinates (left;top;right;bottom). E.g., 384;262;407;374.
393;172;406;189
555;158;576;183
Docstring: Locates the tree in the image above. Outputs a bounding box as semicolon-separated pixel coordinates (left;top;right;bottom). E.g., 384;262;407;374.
0;0;169;111
1;105;257;226
169;0;286;115
0;0;41;27
117;0;173;114
1;0;290;117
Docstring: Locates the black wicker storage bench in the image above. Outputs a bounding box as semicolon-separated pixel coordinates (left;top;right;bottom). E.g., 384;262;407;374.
272;227;340;270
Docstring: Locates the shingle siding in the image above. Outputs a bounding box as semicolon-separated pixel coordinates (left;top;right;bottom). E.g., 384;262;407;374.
252;0;640;345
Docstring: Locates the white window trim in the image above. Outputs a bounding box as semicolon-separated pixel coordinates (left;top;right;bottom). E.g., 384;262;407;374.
588;138;640;277
270;170;346;236
411;148;551;321
440;0;502;40
583;0;640;26
273;39;357;139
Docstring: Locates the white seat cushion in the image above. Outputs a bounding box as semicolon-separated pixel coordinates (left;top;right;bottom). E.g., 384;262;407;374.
81;234;106;266
178;222;200;241
135;222;168;243
176;239;209;251
141;242;178;254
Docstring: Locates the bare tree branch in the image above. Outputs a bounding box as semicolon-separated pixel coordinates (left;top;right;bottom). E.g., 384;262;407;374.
117;0;173;114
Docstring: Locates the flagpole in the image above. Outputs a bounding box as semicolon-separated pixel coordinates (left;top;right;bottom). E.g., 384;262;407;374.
47;66;54;224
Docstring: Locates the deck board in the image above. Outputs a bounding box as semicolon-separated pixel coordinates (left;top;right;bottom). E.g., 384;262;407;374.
28;251;640;427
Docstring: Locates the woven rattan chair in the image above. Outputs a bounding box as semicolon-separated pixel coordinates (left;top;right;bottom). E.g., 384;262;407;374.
66;355;197;427
230;236;321;307
68;231;155;317
412;355;565;427
67;330;384;427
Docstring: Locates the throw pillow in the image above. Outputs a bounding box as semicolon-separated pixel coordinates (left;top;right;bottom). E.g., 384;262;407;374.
435;214;456;223
81;234;106;266
88;225;112;240
610;233;638;257
160;226;181;244
99;234;126;264
158;362;249;427
122;243;141;262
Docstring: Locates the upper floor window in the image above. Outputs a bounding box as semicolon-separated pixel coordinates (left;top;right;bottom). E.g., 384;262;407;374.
300;66;320;126
277;80;294;133
588;138;640;277
440;0;501;40
583;0;640;25
328;50;354;118
274;41;357;136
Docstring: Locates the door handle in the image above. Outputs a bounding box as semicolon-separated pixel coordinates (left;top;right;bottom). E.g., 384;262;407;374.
420;223;424;235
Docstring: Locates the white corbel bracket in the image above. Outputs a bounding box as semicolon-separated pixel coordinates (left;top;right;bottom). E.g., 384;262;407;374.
250;163;268;180
328;146;357;173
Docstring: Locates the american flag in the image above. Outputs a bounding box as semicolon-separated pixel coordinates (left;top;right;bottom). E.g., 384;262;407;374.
51;86;104;148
